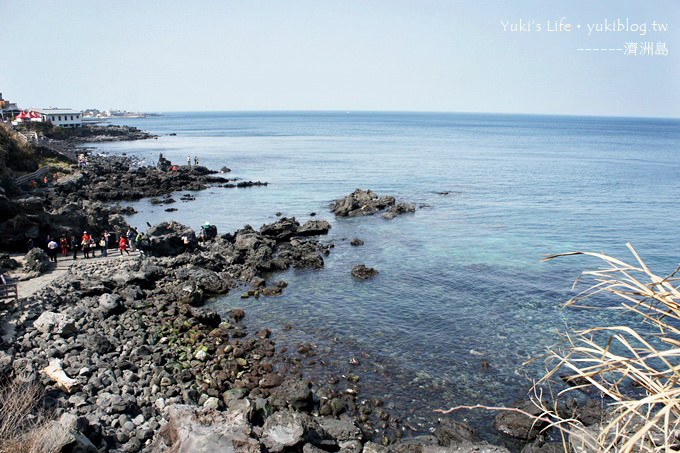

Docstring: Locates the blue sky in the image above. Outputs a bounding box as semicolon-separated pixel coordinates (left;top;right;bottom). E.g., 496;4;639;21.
2;1;678;117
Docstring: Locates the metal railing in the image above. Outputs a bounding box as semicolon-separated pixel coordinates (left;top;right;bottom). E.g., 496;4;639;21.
16;131;39;143
16;166;51;186
0;279;18;303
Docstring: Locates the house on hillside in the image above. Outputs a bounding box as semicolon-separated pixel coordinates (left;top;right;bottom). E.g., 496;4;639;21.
0;93;20;120
13;111;42;124
34;108;82;128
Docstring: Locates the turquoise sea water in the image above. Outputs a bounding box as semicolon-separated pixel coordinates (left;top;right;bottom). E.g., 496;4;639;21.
94;111;680;439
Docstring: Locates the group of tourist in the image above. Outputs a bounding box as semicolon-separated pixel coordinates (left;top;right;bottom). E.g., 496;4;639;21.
36;228;144;263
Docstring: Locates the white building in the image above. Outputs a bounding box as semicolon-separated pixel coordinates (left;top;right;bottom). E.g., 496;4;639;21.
34;108;83;128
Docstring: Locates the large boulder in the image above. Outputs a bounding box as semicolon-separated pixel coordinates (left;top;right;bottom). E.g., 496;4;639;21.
493;399;547;440
105;259;164;288
54;202;83;218
330;189;382;217
245;243;275;272
97;293;123;317
261;409;308;452
351;264;378;280
151;404;259;453
32;414;97;453
260;217;300;242
22;247;50;274
146;221;197;256
233;225;275;253
0;214;38;251
95;392;137;415
48;202;88;233
269;378;312;411
277;239;327;270
15;196;45;213
83;333;115;354
295;253;324;270
157;153;173;171
189;307;221;328
0;254;19;271
381;202;416;219
313;415;363;445
330;189;415;218
84;201;110;229
33;311;76;336
434;418;479;446
297;220;331;237
107;213;130;233
177;283;205;306
173;267;232;294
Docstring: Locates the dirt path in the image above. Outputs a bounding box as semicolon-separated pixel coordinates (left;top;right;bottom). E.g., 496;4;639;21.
8;250;143;299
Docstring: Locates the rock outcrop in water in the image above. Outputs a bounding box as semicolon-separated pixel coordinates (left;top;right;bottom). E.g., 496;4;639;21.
330;189;415;219
351;264;379;280
63;155;230;202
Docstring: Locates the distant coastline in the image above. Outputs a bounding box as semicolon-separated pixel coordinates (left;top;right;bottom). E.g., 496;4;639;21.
81;109;162;123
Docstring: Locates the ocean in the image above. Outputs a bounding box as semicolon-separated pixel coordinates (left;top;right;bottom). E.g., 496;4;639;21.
92;111;680;441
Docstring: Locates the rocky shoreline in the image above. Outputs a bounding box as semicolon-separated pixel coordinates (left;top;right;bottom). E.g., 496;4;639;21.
1;214;513;452
0;132;598;452
0;151;267;251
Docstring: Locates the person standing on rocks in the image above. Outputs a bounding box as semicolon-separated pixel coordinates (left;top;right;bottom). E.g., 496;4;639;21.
81;231;91;259
99;236;107;257
187;155;191;166
135;230;142;251
70;235;78;260
119;235;130;256
47;238;59;263
59;235;68;256
195;156;199;165
101;231;109;257
127;228;136;252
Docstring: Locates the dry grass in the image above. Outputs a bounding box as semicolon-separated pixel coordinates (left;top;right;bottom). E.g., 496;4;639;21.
0;378;51;453
536;243;680;452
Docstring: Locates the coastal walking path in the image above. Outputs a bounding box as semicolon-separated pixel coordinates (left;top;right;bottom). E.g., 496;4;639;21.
9;250;143;299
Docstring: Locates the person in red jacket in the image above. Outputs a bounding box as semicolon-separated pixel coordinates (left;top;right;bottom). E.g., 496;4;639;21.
59;235;68;255
119;236;130;256
81;231;91;258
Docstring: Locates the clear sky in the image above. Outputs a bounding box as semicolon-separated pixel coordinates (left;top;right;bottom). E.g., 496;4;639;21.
2;1;678;117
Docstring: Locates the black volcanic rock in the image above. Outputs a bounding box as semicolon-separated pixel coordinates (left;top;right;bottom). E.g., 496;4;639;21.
351;264;378;280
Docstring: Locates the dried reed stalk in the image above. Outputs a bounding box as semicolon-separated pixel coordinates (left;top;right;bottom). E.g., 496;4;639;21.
538;244;680;452
437;244;680;452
